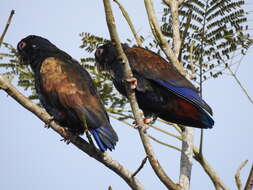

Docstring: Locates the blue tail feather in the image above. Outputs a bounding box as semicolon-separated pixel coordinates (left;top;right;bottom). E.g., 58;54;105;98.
90;125;118;152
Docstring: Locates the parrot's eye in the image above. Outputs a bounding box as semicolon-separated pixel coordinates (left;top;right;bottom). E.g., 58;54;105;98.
18;41;26;50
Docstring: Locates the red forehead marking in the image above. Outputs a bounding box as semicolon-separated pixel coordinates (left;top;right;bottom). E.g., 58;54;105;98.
19;41;26;49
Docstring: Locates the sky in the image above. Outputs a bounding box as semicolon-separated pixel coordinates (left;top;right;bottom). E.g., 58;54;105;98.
0;1;253;190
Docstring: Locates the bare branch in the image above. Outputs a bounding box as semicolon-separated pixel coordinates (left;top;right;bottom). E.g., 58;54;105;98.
112;111;229;190
235;160;248;190
0;75;144;190
111;111;229;190
0;10;15;47
103;0;180;189
113;0;142;46
132;156;148;177
163;0;181;58
244;164;253;190
144;0;188;78
194;147;229;190
179;128;194;190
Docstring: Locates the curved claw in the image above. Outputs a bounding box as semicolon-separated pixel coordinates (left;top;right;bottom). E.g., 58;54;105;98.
44;116;54;128
60;138;71;145
126;77;137;89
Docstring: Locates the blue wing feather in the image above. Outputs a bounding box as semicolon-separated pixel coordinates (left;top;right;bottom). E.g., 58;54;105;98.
155;79;213;115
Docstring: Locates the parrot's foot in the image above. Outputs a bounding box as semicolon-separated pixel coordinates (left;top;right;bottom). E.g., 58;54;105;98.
133;116;156;126
86;131;95;146
126;77;137;89
60;137;71;145
143;117;154;124
60;128;71;144
44;116;54;128
133;123;150;133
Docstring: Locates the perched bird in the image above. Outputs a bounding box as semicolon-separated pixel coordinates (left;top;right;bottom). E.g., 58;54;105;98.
17;35;118;151
95;43;214;129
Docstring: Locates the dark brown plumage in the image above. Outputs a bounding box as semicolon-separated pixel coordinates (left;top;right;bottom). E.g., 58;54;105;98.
95;43;214;129
17;35;118;151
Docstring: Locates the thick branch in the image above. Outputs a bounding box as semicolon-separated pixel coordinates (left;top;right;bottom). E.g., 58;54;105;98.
0;75;144;190
144;0;187;77
113;0;142;46
179;128;194;190
103;0;179;189
0;10;15;48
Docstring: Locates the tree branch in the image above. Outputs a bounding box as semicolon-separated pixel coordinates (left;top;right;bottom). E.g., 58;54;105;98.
244;164;253;190
179;128;194;190
194;147;229;190
0;10;15;48
162;0;181;58
235;160;248;190
111;110;229;190
0;75;144;190
103;0;180;189
111;111;229;190
113;0;142;46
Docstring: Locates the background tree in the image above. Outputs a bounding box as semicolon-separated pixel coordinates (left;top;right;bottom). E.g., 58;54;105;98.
0;0;252;190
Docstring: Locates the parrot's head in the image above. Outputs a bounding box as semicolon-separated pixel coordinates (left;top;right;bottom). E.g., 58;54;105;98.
17;35;58;69
95;42;129;73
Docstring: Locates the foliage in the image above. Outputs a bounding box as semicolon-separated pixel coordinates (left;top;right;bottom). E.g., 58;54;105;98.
0;42;38;100
161;0;253;84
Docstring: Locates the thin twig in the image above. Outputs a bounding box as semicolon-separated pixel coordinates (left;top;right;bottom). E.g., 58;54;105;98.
228;66;253;104
132;156;148;177
113;0;142;46
194;147;229;190
148;135;181;152
244;164;253;190
103;0;180;189
235;160;248;190
0;75;144;190
0;10;15;48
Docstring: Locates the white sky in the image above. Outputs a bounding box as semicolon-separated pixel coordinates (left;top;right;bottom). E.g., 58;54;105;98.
0;0;252;190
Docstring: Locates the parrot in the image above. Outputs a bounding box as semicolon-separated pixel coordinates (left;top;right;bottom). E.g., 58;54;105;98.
17;35;118;151
95;43;214;129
